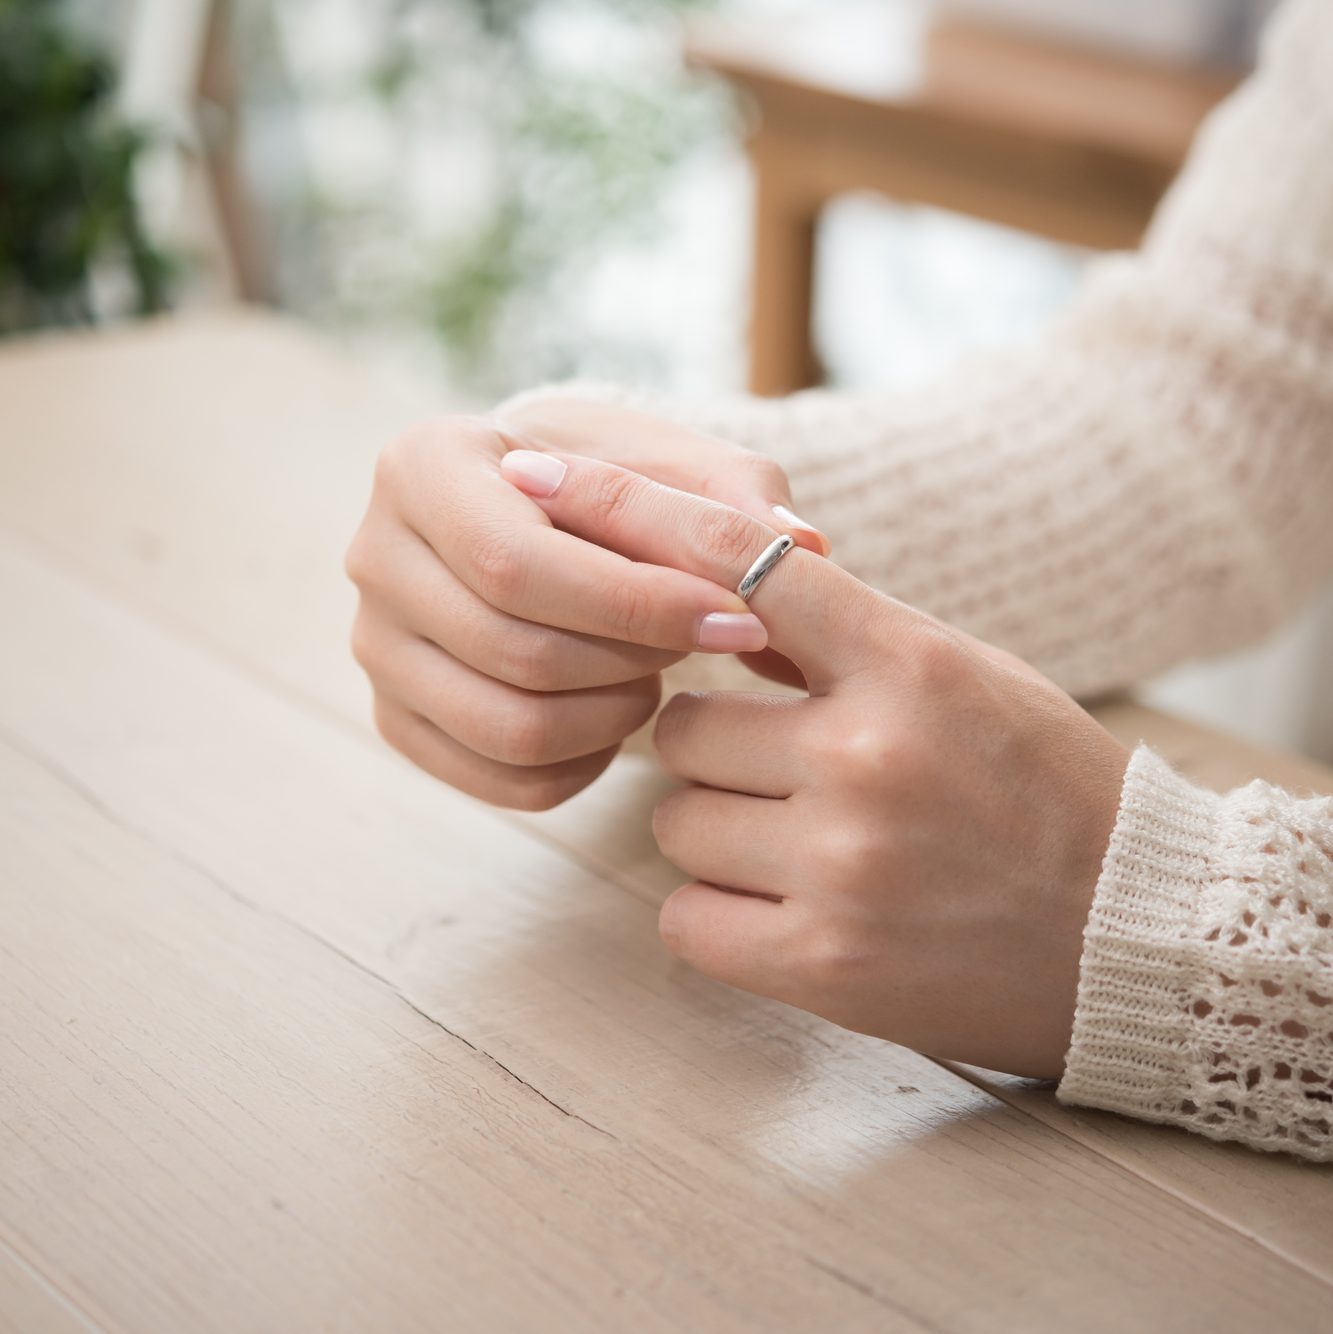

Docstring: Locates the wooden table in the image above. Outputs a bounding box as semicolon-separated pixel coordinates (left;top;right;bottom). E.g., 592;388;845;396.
686;5;1238;394
2;312;1330;1334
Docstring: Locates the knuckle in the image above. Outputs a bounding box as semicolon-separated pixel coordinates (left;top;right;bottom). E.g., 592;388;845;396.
631;669;665;721
377;414;501;493
508;766;584;812
824;720;894;779
845;724;892;774
733;448;789;494
601;576;657;643
817;822;880;891
373;428;420;492
883;733;930;790
800;921;869;995
348;613;378;675
470;526;527;607
372;694;408;754
453;413;506;450
495;395;599;443
342;528;376;588
492;698;556;766
496;623;565;691
905;623;968;690
689;505;767;573
650;787;688;848
657;890;695;957
586;467;643;531
498;395;564;431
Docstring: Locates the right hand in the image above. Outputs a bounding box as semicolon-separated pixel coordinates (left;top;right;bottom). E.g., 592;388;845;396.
344;399;829;810
500;446;1126;1078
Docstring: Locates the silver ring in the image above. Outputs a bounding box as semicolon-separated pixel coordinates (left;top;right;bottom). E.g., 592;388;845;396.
737;534;795;602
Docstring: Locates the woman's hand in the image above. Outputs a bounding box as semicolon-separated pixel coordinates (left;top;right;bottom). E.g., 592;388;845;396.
501;447;1130;1078
345;401;828;811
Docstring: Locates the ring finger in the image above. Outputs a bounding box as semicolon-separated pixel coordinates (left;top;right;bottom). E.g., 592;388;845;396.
357;608;662;766
653;690;807;797
373;694;621;811
652;785;804;900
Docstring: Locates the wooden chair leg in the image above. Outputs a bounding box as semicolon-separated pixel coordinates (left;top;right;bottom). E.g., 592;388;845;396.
748;133;822;397
195;0;272;302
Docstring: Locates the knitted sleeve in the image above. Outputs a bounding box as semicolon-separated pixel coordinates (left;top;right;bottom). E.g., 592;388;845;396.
500;0;1333;703
1058;745;1333;1159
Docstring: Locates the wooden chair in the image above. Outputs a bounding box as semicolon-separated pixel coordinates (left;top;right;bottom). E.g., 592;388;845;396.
686;5;1238;395
120;0;270;302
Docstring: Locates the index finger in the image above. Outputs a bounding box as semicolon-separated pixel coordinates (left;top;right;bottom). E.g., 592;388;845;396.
499;447;895;693
398;419;768;655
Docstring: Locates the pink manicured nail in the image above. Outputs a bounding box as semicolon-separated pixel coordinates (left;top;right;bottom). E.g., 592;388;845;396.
772;504;831;556
501;448;567;498
696;612;768;653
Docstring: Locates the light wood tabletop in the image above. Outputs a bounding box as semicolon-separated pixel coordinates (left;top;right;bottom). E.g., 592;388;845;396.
1;311;1330;1334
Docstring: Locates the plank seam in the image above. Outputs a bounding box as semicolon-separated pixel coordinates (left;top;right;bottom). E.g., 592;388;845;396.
6;531;1325;1296
0;1230;114;1334
937;1060;1333;1295
6;716;1326;1304
0;722;615;1143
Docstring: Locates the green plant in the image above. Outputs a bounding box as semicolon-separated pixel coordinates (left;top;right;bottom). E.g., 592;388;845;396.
253;0;723;395
0;0;174;334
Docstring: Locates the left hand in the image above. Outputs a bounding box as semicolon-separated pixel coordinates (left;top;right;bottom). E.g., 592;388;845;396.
501;448;1130;1078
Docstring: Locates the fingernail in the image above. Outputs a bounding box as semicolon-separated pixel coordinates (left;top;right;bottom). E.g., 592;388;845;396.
501;448;567;498
772;504;831;555
696;612;768;653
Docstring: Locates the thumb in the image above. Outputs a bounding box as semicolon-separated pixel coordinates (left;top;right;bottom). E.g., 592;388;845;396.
498;447;890;695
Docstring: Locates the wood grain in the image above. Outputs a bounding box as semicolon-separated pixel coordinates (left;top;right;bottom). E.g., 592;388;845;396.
921;17;1236;168
2;315;1332;1331
0;1245;99;1334
683;2;1233;392
4;537;1331;1331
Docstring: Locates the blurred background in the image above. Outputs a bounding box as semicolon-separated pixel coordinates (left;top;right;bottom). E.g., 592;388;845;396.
5;0;1329;762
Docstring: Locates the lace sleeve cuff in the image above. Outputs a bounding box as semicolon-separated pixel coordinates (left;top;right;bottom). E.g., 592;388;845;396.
1057;744;1333;1160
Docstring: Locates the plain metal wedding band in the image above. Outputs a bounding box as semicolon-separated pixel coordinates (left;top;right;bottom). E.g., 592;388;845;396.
737;534;795;602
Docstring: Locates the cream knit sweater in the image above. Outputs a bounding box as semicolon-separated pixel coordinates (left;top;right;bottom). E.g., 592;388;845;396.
505;0;1333;1159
